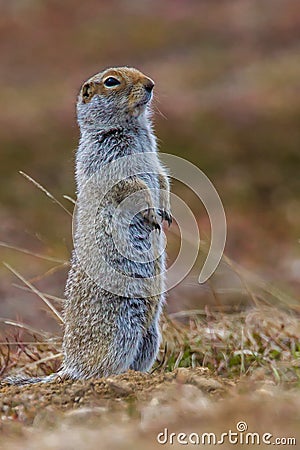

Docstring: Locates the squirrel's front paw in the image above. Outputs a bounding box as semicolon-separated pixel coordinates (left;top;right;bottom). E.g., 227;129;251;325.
142;208;161;232
158;209;172;227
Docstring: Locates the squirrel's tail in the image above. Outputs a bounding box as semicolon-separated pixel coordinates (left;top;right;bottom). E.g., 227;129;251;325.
1;372;62;387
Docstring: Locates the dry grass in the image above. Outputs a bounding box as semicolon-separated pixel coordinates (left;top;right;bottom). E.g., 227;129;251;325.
160;308;300;383
1;302;300;385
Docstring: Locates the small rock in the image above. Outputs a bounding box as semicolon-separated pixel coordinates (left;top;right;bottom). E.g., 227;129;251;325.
190;376;224;392
106;379;133;396
175;368;190;384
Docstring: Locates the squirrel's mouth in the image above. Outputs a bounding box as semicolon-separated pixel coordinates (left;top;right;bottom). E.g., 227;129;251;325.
134;91;152;108
129;89;153;117
136;99;149;108
131;101;149;118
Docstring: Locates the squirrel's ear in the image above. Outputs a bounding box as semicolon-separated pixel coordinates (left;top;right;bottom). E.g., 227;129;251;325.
81;81;97;103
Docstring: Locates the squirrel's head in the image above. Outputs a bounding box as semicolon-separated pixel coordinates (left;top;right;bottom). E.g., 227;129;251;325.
77;67;155;130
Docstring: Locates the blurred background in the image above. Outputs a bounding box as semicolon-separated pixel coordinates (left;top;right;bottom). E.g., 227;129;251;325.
0;0;299;333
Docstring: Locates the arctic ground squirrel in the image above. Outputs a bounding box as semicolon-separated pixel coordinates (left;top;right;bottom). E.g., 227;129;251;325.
2;67;171;385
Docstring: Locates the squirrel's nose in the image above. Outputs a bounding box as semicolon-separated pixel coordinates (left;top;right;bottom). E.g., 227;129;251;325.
144;79;155;93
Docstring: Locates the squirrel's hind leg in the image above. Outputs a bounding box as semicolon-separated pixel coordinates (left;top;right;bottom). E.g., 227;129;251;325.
129;319;160;372
100;298;150;376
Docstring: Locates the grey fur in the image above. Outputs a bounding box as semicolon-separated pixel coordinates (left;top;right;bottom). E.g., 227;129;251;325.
1;67;171;386
62;67;171;380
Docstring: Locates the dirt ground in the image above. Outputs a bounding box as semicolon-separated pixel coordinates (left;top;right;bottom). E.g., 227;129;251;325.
0;368;299;449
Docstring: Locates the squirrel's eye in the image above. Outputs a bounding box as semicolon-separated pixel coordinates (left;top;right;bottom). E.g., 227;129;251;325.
104;77;121;87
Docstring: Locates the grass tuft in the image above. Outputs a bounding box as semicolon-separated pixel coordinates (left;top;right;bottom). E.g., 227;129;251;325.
158;307;300;383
